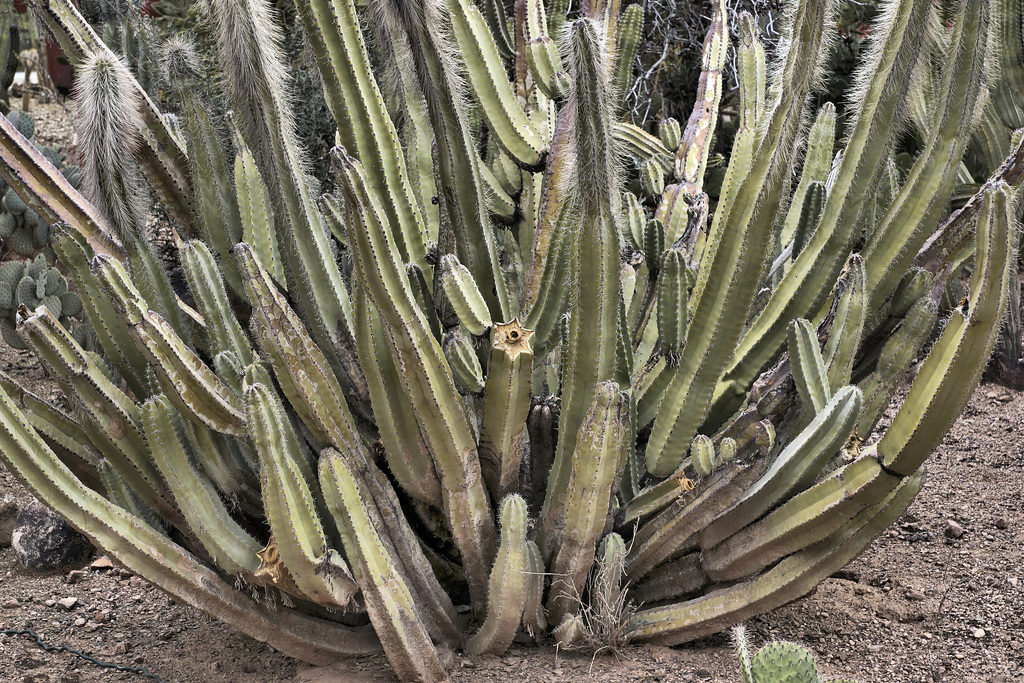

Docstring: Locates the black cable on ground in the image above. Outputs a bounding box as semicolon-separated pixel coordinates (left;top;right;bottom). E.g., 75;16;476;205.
1;628;166;682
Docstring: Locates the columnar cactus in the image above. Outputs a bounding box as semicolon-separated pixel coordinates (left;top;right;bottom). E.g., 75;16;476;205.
0;0;1019;680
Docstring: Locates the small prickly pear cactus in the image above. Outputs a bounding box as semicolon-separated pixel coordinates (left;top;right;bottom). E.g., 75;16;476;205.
734;625;859;683
0;254;84;349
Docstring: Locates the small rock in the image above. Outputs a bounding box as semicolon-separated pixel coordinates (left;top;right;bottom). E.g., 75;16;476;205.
461;659;476;669
242;661;258;674
0;496;18;547
943;520;965;539
94;611;108;624
1008;577;1018;588
90;556;114;570
905;588;927;601
74;617;86;627
693;668;712;679
57;597;78;610
867;644;883;653
65;570;88;584
972;628;986;639
11;500;91;571
994;517;1008;530
3;598;20;609
113;642;129;655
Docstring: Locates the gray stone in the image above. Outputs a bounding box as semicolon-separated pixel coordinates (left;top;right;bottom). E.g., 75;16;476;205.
0;496;18;547
11;499;91;571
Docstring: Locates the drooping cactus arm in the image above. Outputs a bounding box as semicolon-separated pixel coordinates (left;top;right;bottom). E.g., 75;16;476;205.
879;183;1014;475
627;470;924;645
0;386;382;665
27;0;194;234
0;115;118;258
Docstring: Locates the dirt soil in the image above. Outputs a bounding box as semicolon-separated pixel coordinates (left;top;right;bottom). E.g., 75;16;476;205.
1;100;1022;683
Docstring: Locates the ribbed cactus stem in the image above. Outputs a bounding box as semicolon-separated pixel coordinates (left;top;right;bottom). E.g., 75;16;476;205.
468;495;530;655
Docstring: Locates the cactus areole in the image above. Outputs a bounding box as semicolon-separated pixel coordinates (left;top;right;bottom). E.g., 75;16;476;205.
0;0;1019;679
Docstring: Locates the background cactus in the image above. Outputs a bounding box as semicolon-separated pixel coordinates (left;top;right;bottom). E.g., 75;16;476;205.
0;0;1019;681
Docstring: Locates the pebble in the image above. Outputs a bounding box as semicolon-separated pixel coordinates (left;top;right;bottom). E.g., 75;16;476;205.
904;588;927;601
944;520;965;539
867;645;883;653
993;517;1008;530
65;570;88;584
57;597;78;610
973;628;986;639
74;617;86;627
3;598;20;609
1008;577;1019;588
90;556;114;570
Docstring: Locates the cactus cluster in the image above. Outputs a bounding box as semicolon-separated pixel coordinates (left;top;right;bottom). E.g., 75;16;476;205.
0;0;1019;680
0;253;83;349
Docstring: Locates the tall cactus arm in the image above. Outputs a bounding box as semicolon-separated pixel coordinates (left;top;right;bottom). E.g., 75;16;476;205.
291;0;429;270
547;382;627;626
180;241;255;367
375;0;511;321
320;450;451;683
0;115;117;257
0;385;381;665
479;320;534;500
861;0;993;310
26;0;194;233
672;0;727;189
777;104;836;259
351;285;443;507
174;81;245;295
210;0;353;363
235;244;361;452
232;128;286;287
878;183;1013;475
446;0;548;166
823;256;867;391
718;0;933;406
626;470;923;645
335;152;496;608
468;495;531;655
536;19;623;559
788;318;830;415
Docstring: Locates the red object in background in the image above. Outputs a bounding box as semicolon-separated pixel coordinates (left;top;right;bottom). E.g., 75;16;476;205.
13;0;28;13
46;40;75;94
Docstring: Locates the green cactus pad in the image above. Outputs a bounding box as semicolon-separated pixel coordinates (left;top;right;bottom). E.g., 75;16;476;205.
749;641;818;683
3;189;28;215
7;110;34;139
